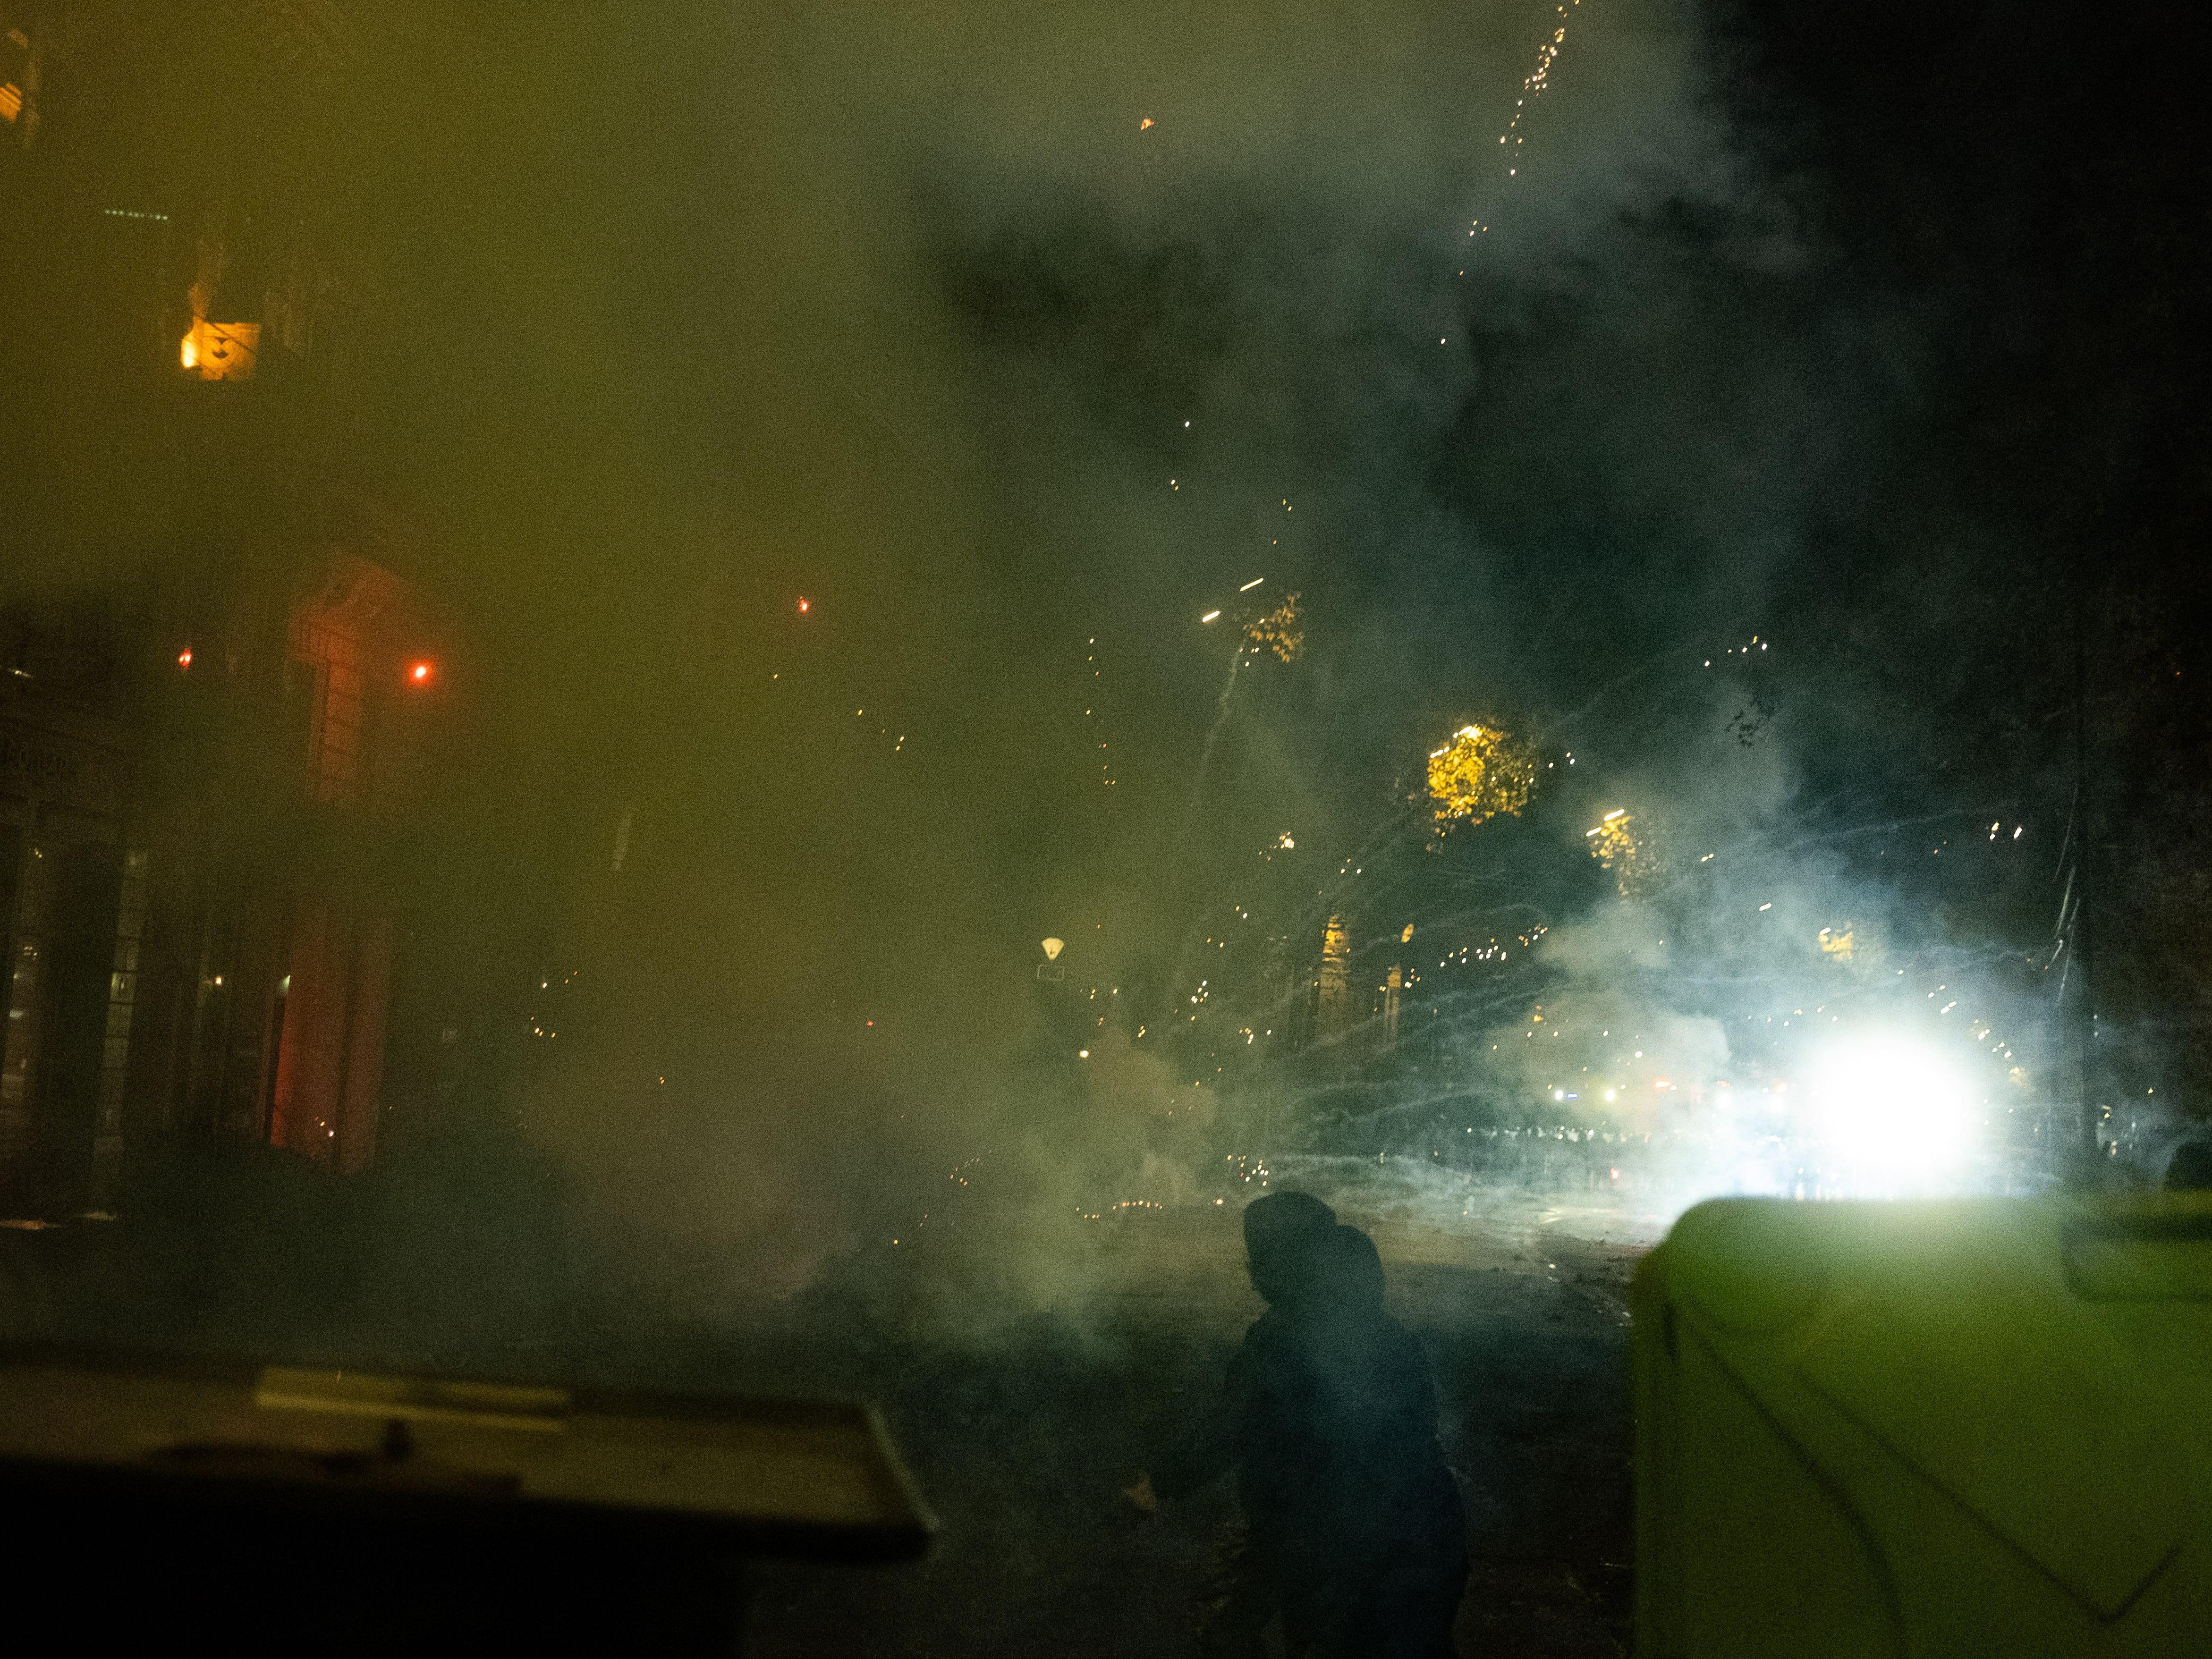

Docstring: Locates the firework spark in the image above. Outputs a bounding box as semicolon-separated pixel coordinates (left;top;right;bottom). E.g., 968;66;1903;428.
1585;808;1665;897
1497;1;1581;178
1243;592;1304;662
1427;723;1537;832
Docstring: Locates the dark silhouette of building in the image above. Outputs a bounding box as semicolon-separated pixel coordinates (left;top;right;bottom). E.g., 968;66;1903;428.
0;2;452;1215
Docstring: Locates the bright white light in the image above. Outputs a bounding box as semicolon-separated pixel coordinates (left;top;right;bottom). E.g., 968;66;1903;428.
1806;1033;1981;1193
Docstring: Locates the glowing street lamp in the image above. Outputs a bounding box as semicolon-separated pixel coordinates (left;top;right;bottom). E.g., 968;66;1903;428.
406;660;434;687
1806;1033;1982;1193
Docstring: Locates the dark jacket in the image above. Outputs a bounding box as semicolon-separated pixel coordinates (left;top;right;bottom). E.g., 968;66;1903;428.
1157;1237;1464;1575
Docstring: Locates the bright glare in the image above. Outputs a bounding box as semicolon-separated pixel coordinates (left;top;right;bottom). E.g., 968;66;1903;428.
1806;1033;1981;1192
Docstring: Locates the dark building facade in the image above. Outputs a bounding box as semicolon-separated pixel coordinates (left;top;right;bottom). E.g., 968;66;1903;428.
0;527;449;1217
1;1;452;1216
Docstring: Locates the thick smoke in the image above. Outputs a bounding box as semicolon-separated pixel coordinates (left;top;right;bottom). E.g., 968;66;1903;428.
1;0;2110;1358
447;0;2062;1303
411;0;1817;1307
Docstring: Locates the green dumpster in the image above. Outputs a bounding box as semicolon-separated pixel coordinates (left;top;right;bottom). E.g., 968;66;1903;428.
1633;1193;2212;1656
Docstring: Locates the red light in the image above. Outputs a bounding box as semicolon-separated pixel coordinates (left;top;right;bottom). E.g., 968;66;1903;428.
408;661;433;686
177;648;192;670
797;597;810;613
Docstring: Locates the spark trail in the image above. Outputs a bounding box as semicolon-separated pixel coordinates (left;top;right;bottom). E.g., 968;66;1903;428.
1158;643;1256;1024
1179;642;1251;850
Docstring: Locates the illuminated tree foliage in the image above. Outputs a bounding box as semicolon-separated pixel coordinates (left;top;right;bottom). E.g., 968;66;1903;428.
1425;723;1536;833
1243;592;1304;662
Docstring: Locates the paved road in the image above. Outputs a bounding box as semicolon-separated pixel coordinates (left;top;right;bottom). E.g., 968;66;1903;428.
1;1156;1652;1656
736;1179;1647;1657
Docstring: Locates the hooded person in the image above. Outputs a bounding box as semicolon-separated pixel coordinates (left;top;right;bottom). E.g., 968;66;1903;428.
1126;1191;1339;1654
1238;1189;1340;1301
1131;1199;1466;1656
1140;1189;1338;1506
1255;1225;1467;1658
